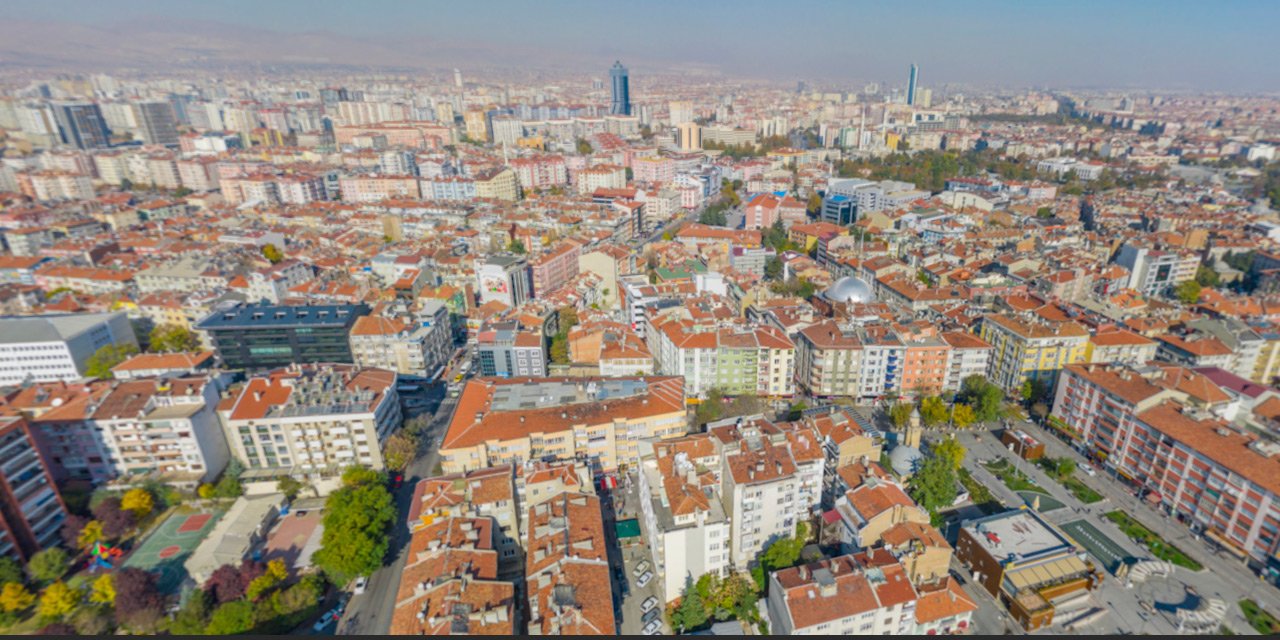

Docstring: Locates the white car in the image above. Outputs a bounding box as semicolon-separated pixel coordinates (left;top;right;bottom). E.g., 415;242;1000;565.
636;571;653;588
643;619;662;634
633;560;650;577
353;576;368;595
640;596;659;613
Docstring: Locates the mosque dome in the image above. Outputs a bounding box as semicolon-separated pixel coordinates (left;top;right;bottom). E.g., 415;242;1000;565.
822;276;874;304
889;446;923;476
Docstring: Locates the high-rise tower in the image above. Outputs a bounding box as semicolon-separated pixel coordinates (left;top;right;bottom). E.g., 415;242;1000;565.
609;61;631;116
907;63;919;106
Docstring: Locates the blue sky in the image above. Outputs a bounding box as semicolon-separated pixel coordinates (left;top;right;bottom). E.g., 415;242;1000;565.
9;0;1280;90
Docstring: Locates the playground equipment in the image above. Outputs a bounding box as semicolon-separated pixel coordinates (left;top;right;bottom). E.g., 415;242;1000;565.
88;540;122;572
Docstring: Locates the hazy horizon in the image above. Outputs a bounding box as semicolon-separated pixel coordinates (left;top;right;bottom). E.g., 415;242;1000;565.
2;0;1278;92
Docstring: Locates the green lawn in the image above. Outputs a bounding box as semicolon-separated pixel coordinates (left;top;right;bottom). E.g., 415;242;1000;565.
1104;510;1203;571
1061;474;1104;503
1241;599;1280;635
982;459;1040;493
957;467;1002;514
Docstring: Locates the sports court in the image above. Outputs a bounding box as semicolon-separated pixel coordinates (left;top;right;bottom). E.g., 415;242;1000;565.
1061;518;1134;575
123;507;225;593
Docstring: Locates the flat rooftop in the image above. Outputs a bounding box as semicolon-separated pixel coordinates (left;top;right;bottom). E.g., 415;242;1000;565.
963;509;1073;561
489;378;650;412
197;303;368;329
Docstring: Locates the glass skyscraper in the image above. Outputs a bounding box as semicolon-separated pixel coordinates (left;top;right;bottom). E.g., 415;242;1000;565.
907;63;919;106
609;60;631;116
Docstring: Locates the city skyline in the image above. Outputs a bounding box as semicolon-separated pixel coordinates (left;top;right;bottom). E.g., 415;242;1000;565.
0;0;1277;92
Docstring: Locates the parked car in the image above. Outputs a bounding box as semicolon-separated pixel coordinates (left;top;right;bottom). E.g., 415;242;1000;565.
389;474;404;490
353;576;368;595
643;619;662;634
640;596;659;613
642;608;660;624
636;571;653;588
633;560;650;577
313;610;338;632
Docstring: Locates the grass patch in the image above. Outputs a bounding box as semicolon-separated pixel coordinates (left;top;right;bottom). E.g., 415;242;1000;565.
1104;510;1202;571
1241;599;1280;635
957;467;1002;514
982;459;1041;493
1061;475;1104;504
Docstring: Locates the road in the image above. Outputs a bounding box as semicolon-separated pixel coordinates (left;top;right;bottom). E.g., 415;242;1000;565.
336;376;465;634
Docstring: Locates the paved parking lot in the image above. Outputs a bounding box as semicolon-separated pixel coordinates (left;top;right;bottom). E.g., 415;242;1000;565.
611;470;667;635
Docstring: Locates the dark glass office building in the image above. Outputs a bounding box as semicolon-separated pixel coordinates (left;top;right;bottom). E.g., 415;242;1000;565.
609;61;631;116
196;302;369;371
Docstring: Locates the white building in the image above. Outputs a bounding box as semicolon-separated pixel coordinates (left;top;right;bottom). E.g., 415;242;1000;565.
90;375;230;484
219;365;400;478
0;312;137;385
349;302;452;379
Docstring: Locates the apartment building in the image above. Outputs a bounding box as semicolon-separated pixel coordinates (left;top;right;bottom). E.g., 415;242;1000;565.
768;555;974;635
476;321;547;378
438;376;687;475
406;465;522;575
1085;327;1158;366
525;493;615;634
246;260;313;305
648;313;795;398
794;320;905;400
635;435;732;603
220;365;400;477
90;375;229;484
574;164;626;195
529;241;583;297
832;475;930;550
1052;361;1280;567
0;417;68;561
1114;242;1198;297
710;417;823;570
980;314;1089;392
510;156;568;191
940;331;993;391
389;516;517;635
349;304;451;379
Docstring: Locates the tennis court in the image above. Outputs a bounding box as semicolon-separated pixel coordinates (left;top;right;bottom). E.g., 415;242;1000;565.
124;507;225;593
1061;518;1134;575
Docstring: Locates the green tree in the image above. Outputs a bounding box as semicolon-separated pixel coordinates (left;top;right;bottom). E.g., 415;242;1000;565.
261;243;284;264
170;589;211;635
950;403;976;430
1035;206;1053;218
806;193;823;216
549;335;569;364
119;178;134;191
507;238;526;254
27;547;70;584
0;556;23;587
1020;378;1049;406
37;581;80;620
919;396;949;428
932;437;966;472
277;476;303;501
763;256;782;281
148;324;200;353
382;431;418;472
669;582;709;632
694;388;726;426
698;204;728;226
1175;279;1202;304
214;460;245;499
84;344;139;379
205;599;256;635
1195;265;1221;288
959;375;1004;423
908;458;958;524
888;402;914;429
575;138;593;155
1055;457;1077;480
314;472;396;584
